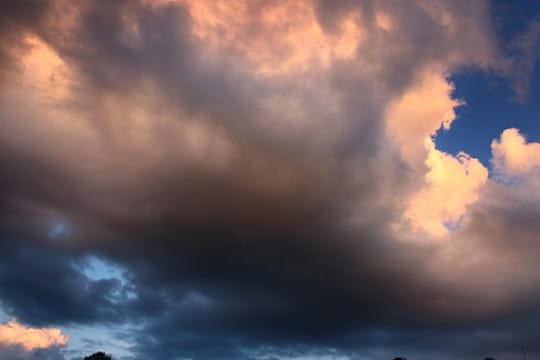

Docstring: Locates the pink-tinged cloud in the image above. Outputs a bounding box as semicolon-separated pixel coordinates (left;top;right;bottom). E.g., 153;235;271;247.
182;0;364;75
492;128;540;175
0;320;68;351
385;69;488;237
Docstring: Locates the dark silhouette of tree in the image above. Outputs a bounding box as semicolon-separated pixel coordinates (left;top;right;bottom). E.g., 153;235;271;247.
485;358;496;360
393;358;407;360
83;352;112;360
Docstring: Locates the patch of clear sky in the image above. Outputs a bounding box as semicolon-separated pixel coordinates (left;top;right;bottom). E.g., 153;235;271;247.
435;0;540;169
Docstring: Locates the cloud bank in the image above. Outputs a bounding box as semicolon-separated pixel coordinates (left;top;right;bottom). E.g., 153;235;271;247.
1;0;540;359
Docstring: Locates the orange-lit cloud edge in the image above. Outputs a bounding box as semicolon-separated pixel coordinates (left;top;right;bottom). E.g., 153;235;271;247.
0;320;68;351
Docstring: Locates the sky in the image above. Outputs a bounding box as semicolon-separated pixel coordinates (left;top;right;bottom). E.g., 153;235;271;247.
2;1;540;359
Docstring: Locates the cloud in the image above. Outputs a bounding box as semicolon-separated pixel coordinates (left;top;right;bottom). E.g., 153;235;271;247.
405;140;488;237
185;0;364;75
0;320;67;360
0;241;136;327
0;0;539;359
386;69;462;165
491;128;540;176
0;320;67;351
385;68;488;237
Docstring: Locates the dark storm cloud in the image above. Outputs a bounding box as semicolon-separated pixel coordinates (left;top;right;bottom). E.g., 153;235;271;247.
0;344;65;360
0;240;132;326
1;1;540;359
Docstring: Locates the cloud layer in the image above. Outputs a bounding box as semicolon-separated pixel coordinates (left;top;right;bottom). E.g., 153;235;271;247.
1;1;540;359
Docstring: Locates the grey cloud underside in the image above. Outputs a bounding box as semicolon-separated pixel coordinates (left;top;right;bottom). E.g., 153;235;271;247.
0;344;65;360
1;1;540;359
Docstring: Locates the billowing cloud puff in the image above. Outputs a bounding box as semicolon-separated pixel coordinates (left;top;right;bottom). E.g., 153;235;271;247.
386;69;462;165
406;140;488;237
492;127;540;176
0;320;67;351
386;69;489;237
184;0;364;75
0;319;67;360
